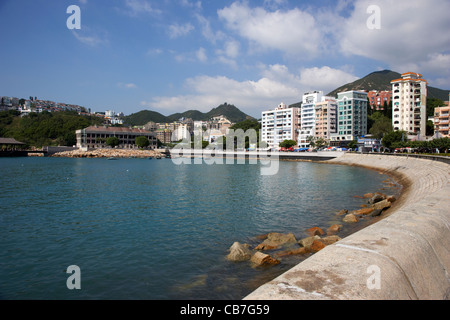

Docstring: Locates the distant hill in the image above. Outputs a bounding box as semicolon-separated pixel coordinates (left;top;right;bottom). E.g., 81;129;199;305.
123;103;253;126
327;70;449;101
122;110;170;126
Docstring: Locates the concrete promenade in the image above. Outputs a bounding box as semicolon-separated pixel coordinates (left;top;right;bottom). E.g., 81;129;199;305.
244;153;450;300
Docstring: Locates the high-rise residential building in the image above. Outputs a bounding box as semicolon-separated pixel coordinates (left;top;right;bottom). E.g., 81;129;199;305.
314;96;337;142
391;72;427;137
330;90;368;144
298;91;323;148
261;102;301;150
367;90;392;111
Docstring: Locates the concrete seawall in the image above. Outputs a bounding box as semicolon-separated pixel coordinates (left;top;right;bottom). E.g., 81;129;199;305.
244;153;450;300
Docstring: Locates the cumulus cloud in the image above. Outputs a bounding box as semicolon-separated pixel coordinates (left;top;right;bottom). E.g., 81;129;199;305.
139;65;357;116
338;0;450;70
168;23;195;39
218;2;321;57
196;47;208;62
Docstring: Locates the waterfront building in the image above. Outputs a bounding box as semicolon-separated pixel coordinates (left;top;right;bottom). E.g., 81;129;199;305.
434;105;450;138
76;126;157;150
314;96;337;142
330;90;368;145
298;91;323;148
391;72;427;138
261;102;301;150
155;129;172;144
367;90;392;111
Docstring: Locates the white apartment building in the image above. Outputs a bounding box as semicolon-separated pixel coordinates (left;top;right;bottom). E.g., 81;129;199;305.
298;91;323;148
261;102;301;150
391;72;427;138
330;90;368;144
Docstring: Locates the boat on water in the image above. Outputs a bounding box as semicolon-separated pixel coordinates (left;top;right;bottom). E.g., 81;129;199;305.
107;157;117;160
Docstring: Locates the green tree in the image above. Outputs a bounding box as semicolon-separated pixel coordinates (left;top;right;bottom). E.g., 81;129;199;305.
369;113;393;139
426;120;434;137
135;136;150;148
279;139;297;148
427;98;444;118
106;136;120;148
382;130;407;149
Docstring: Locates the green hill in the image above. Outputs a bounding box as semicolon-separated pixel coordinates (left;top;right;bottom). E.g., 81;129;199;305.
122;110;170;126
124;103;253;126
327;70;449;101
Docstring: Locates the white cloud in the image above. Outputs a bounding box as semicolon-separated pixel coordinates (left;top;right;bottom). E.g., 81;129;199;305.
139;65;357;116
339;0;450;69
118;82;137;89
123;0;162;16
168;23;195;39
195;14;225;44
196;47;208;62
71;28;108;47
218;2;321;57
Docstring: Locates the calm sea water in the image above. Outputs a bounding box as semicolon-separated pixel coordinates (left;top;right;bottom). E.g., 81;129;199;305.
0;157;399;300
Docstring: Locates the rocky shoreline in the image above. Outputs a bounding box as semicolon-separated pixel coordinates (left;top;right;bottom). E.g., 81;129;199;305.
226;191;397;267
51;148;164;159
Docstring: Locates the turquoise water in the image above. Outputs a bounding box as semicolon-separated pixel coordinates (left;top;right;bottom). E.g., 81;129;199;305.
0;157;398;300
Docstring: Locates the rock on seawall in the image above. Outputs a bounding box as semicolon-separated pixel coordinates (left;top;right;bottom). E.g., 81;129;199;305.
51;148;163;158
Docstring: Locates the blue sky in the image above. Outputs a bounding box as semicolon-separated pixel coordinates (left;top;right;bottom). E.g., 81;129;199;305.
1;0;449;118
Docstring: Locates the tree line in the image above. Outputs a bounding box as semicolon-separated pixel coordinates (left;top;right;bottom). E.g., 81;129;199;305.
0;110;103;147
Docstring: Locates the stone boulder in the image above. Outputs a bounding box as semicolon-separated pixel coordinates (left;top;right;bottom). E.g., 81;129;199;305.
372;199;391;211
337;209;348;216
226;242;252;262
351;207;374;216
255;232;297;250
321;235;342;245
276;247;310;258
250;252;280;266
343;213;359;223
310;240;326;253
368;193;386;204
326;224;342;235
386;195;397;203
371;209;383;217
306;227;325;237
298;235;320;249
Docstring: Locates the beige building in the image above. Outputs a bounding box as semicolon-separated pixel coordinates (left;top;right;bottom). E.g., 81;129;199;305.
76;126;157;150
391;72;427;138
434;104;450;138
314;97;337;142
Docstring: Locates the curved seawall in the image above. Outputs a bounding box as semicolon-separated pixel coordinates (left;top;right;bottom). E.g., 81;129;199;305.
245;153;450;300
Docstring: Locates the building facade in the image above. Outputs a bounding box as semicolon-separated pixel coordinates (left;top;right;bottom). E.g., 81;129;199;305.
261;102;301;150
76;126;157;150
330;90;368;144
298;91;323;148
314;97;337;142
391;72;427;138
367;90;392;111
434;105;450;138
